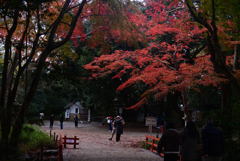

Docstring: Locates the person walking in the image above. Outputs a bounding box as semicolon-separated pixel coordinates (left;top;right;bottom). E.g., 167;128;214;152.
201;117;224;161
60;114;64;129
74;115;78;128
40;112;44;125
114;116;123;142
180;120;200;161
106;116;113;132
109;117;116;140
157;121;181;161
49;114;54;130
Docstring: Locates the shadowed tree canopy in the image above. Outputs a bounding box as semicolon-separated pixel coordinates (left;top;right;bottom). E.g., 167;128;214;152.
185;0;240;101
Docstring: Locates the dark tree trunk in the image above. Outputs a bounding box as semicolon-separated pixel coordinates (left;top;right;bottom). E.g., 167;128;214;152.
233;44;238;72
167;91;183;126
182;90;191;123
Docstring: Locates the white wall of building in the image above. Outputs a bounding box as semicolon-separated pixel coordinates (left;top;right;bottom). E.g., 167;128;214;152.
69;104;80;114
65;102;85;119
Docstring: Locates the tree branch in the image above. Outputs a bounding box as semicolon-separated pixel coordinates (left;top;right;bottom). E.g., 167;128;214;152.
60;21;71;27
48;0;71;46
185;0;213;36
173;41;179;69
52;0;87;50
167;7;184;13
157;59;176;71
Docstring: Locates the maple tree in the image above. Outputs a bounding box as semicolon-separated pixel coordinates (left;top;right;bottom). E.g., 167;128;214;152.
44;32;148;121
0;0;142;158
185;0;240;101
43;0;149;113
84;0;239;122
185;0;240;143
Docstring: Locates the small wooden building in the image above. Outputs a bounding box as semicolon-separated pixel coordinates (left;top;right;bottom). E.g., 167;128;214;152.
64;102;88;121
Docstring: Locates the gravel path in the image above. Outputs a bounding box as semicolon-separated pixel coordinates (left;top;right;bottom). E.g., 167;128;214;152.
39;120;163;161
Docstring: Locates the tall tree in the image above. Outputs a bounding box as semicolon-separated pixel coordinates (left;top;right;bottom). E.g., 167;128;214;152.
0;0;88;157
185;0;240;101
84;0;223;113
0;0;140;158
185;0;240;141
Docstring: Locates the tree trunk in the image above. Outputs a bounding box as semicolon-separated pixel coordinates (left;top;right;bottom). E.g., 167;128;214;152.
181;89;191;123
0;0;87;158
0;120;11;158
0;9;20;158
220;82;232;161
233;44;238;72
186;0;240;103
167;91;183;126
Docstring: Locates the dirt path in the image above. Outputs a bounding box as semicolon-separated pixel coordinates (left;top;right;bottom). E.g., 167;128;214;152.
40;120;163;161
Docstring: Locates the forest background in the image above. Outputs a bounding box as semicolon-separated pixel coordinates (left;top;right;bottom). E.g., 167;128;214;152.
0;0;240;160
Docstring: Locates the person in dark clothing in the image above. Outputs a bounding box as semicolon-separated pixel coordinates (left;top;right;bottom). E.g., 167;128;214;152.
60;114;64;129
201;117;224;161
114;116;123;142
109;116;116;141
180;120;200;161
157;121;181;161
74;115;78;128
49;114;54;130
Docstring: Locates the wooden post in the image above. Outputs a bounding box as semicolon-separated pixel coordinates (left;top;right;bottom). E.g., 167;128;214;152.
54;132;55;141
74;136;76;148
41;144;43;161
179;155;182;161
64;135;66;148
150;125;152;135
59;135;63;161
37;152;40;161
50;130;52;138
55;135;58;145
151;138;154;152
145;137;148;149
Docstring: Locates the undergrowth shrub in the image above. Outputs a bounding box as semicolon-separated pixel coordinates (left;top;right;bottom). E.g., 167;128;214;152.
19;125;55;153
141;141;151;149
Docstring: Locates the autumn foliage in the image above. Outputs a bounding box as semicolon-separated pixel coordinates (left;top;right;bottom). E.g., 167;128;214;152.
84;0;236;109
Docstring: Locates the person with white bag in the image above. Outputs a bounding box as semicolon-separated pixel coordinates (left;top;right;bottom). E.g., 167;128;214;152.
106;116;113;132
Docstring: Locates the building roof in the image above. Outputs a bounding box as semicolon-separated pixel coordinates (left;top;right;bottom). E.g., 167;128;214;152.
64;102;83;109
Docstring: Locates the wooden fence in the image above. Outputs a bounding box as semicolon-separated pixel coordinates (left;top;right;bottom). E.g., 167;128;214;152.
59;135;63;161
145;135;181;161
25;132;64;161
58;135;79;161
62;135;79;148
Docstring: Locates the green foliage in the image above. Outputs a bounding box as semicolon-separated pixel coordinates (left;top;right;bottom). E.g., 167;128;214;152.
141;139;159;149
27;117;43;126
187;85;221;111
19;125;55;153
141;141;151;149
0;125;54;154
25;87;67;118
27;90;47;118
44;92;68;116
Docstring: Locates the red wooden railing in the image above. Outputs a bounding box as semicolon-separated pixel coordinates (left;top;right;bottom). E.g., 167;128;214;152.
62;135;79;148
59;135;63;161
145;135;164;157
145;135;181;161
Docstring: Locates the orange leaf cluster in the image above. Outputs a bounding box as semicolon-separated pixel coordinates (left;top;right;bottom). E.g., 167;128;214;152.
84;0;236;109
